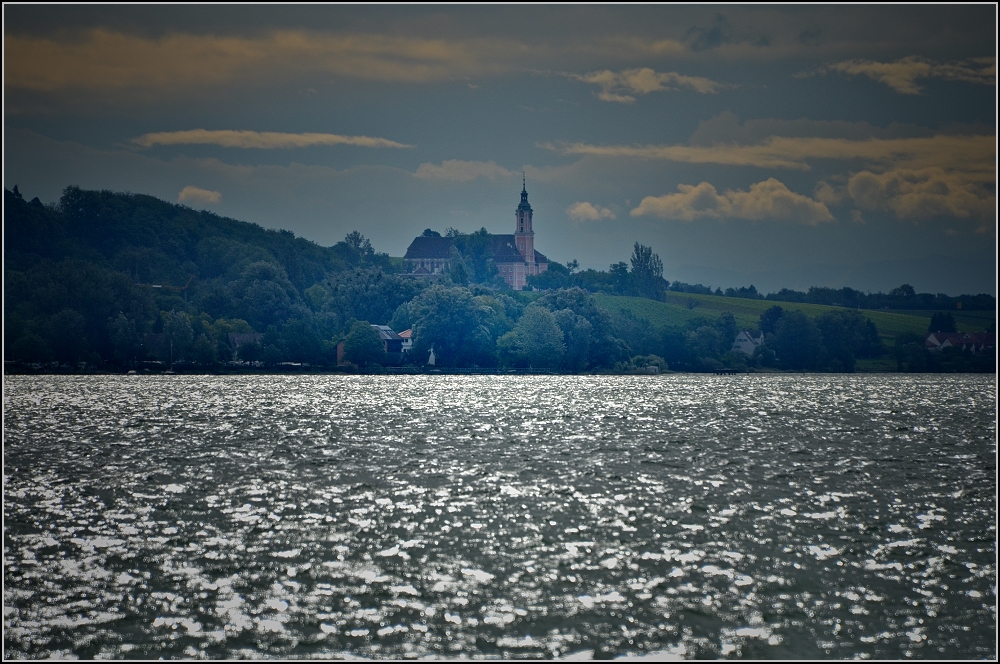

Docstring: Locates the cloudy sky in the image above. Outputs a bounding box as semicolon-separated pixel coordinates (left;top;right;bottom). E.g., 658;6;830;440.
4;5;996;294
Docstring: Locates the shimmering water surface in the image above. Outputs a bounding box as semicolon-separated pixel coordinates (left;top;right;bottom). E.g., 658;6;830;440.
3;374;996;660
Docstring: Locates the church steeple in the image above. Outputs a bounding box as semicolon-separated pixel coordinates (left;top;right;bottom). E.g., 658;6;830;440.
515;176;534;262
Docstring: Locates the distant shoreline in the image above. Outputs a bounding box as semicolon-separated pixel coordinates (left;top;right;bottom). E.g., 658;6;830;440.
4;366;993;377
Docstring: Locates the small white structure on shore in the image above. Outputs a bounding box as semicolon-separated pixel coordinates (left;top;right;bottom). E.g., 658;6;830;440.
731;330;764;356
398;329;413;355
427;348;436;366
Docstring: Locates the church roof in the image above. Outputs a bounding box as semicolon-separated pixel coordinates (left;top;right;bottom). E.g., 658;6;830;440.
489;235;549;265
405;233;547;266
490;235;525;263
404;236;454;259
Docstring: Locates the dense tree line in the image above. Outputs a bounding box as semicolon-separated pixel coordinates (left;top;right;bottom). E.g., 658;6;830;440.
5;186;407;369
341;284;894;373
748;306;883;372
527;242;669;299
525;238;993;312
6;186;989;374
759;284;994;311
710;283;992;312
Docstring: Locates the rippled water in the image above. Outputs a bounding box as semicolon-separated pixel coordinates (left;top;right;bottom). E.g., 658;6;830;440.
3;374;996;660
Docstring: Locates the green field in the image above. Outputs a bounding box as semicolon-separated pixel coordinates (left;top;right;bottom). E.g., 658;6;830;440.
592;292;995;342
514;288;994;342
882;309;996;333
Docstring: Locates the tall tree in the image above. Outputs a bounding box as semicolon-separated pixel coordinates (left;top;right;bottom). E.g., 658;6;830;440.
409;285;495;367
343;231;373;256
342;321;386;367
498;306;565;368
630;242;664;299
687;325;722;368
715;312;738;354
759;305;785;335
609;262;630;294
553;308;592;372
928;312;957;333
534;288;627;368
773;310;824;371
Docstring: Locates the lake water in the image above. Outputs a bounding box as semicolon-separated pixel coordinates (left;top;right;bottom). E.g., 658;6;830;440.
3;374;995;660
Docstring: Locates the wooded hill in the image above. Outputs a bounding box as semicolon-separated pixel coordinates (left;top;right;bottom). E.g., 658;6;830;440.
4;186;994;373
5;186;409;368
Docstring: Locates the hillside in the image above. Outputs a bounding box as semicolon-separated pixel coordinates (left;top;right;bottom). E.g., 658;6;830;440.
881;309;996;334
5;186;993;374
4;186;410;368
5;186;372;289
593;293;996;343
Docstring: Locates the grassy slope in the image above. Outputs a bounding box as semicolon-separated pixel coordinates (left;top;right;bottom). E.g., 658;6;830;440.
592;292;996;341
882;309;995;333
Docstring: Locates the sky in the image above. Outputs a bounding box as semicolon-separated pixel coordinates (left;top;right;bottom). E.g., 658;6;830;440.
3;5;997;295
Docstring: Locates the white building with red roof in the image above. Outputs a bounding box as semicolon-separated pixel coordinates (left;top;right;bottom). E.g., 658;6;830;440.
925;332;995;353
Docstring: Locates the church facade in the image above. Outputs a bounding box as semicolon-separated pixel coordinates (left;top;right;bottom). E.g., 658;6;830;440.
403;181;549;290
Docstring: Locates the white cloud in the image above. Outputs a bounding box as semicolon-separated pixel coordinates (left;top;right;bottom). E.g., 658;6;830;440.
566;201;616;221
543;134;995;174
848;167;996;223
413;160;514;182
686;111;938;146
631;178;834;225
177;186;221;205
4;29;521;92
546;129;995;230
573;67;724;103
806;56;996;94
813;180;845;206
133;129;411;150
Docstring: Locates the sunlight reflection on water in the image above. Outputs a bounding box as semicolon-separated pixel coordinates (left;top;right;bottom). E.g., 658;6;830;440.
3;374;996;659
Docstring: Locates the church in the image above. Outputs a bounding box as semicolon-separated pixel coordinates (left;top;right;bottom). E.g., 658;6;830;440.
403;180;549;289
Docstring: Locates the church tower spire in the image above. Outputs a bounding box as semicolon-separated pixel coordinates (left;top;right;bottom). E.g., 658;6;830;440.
515;175;534;263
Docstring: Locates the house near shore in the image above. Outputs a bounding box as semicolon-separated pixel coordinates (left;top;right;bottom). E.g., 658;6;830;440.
398;329;413;355
403;179;549;289
372;325;404;354
336;324;405;365
731;330;764;356
925;332;995;353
